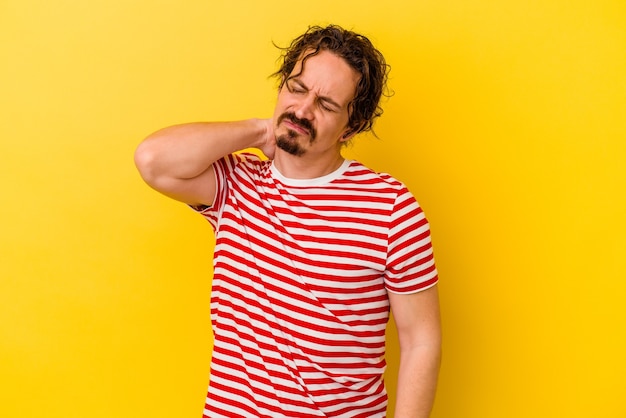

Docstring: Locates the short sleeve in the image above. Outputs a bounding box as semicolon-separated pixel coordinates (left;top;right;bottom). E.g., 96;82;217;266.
384;188;439;294
189;152;261;230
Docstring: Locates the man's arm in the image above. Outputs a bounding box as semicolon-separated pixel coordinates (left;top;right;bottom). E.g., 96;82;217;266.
134;119;274;206
388;285;442;418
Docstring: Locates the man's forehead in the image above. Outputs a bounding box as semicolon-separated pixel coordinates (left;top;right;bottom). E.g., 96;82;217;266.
291;48;338;71
288;50;358;101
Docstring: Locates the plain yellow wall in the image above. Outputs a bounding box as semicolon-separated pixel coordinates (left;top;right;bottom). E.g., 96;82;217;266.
1;0;625;417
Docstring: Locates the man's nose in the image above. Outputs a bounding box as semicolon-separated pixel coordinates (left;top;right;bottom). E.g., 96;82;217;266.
294;95;315;121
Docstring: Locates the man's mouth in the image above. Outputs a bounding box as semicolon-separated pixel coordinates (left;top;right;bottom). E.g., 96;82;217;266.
284;119;309;135
278;113;316;139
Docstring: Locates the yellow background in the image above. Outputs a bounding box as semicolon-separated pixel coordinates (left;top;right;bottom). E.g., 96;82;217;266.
1;0;625;417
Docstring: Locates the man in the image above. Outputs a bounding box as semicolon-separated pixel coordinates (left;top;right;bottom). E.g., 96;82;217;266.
135;24;441;418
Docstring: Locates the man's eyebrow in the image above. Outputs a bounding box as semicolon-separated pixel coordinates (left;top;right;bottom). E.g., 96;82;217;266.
289;78;342;110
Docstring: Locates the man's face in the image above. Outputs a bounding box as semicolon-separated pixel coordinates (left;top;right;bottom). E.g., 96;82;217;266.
272;50;360;157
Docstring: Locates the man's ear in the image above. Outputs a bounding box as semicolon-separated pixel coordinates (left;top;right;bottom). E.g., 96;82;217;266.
340;130;354;142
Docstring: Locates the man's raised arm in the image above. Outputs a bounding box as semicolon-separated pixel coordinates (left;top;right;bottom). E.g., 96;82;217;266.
134;119;274;207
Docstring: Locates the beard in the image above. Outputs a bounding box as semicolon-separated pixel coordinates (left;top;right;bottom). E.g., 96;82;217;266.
276;130;306;156
275;112;317;157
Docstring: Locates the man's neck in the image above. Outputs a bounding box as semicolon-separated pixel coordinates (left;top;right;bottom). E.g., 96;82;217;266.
273;150;345;180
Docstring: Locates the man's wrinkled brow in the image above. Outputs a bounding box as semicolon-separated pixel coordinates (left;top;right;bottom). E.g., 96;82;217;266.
288;78;343;111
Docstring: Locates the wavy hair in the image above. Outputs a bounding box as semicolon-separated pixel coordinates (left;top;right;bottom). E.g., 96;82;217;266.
272;25;391;137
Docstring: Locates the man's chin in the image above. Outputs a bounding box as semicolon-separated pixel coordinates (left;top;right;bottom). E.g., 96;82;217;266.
276;135;305;157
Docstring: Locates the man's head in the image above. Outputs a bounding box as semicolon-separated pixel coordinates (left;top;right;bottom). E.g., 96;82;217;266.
272;25;389;145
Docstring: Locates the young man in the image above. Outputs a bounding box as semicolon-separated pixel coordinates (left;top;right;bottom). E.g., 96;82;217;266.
135;25;441;418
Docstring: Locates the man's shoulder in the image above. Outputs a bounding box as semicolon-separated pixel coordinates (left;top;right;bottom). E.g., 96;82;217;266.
344;160;406;189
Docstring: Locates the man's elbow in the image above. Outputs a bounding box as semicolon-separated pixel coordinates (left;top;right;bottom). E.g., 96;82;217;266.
134;141;160;185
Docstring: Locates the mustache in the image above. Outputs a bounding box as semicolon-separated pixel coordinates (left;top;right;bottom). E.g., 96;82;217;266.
277;112;316;139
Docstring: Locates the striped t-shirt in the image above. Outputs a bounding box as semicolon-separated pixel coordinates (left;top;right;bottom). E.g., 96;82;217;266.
196;153;438;418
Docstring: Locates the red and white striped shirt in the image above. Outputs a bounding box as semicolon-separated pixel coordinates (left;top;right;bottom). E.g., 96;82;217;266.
196;153;438;418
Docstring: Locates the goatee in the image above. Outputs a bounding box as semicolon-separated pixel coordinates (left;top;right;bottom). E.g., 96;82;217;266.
276;130;305;156
275;112;317;157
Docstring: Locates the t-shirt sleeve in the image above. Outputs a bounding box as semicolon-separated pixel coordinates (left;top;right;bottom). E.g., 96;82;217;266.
384;187;439;294
189;152;260;231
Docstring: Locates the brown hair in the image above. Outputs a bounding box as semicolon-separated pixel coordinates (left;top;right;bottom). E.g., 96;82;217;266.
272;25;390;137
